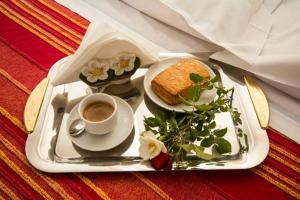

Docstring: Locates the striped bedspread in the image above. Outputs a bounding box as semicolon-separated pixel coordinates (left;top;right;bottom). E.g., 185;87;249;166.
0;0;299;199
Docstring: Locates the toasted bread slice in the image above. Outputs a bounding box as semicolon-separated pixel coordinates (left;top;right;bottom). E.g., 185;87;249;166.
151;59;210;105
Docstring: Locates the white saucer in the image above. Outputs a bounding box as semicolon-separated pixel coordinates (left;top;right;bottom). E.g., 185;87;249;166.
67;96;134;151
144;57;217;112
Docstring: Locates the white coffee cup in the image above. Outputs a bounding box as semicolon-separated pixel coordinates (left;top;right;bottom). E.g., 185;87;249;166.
78;93;117;135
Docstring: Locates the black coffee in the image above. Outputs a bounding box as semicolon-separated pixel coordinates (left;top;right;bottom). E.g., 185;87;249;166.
83;101;114;122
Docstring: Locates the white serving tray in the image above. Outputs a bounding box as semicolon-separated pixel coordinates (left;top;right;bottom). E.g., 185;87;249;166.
25;55;269;172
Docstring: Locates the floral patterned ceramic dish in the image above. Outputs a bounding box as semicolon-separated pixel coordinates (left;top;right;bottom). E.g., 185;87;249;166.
79;52;141;89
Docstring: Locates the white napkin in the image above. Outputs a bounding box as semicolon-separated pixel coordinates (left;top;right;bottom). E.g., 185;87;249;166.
52;23;160;86
123;0;300;99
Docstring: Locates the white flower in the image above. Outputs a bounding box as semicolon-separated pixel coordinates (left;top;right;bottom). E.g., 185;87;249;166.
110;53;136;76
139;131;167;160
81;59;110;83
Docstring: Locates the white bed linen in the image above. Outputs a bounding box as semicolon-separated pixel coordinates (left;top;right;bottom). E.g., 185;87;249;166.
83;0;221;53
56;0;300;143
124;0;300;99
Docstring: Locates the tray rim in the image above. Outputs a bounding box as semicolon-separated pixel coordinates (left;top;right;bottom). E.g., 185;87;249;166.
25;54;269;172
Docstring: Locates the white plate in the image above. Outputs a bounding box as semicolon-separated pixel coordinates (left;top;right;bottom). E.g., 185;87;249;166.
67;96;134;151
144;58;217;112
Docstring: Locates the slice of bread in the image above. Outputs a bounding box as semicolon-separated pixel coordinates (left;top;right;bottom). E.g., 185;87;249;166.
151;59;210;105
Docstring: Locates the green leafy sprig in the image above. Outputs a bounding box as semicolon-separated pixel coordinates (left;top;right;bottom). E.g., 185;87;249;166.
144;73;245;167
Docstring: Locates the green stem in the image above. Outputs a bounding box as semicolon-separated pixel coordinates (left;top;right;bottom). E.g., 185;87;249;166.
229;88;234;108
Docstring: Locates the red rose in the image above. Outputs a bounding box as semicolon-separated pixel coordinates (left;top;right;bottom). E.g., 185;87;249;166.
150;152;173;171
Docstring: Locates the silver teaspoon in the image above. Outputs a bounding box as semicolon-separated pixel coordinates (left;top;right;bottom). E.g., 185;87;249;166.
69;119;85;137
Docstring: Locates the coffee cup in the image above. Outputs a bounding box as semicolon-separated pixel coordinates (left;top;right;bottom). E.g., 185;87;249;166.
78;93;117;135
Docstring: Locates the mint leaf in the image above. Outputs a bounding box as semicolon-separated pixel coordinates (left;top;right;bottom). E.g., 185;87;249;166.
214;128;227;137
198;128;209;137
211;75;219;83
208;121;216;129
169;118;178;132
200;135;214;147
190;73;203;83
154;115;164;126
215;138;231;154
193;146;215;160
195;104;213;111
144;117;159;127
216;98;225;105
188;85;201;102
220;106;228;112
189;128;198;141
181;144;194;153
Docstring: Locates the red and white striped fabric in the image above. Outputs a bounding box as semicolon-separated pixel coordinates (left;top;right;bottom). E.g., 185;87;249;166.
0;1;299;199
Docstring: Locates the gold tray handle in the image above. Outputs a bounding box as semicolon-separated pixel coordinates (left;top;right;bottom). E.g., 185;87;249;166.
244;76;270;129
24;78;49;133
